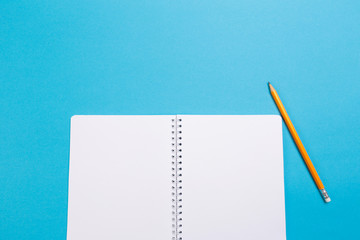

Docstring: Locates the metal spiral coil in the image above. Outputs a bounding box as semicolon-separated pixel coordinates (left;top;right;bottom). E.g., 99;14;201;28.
171;117;183;240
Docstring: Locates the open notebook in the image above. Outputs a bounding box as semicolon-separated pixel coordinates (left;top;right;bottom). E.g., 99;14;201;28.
67;115;286;240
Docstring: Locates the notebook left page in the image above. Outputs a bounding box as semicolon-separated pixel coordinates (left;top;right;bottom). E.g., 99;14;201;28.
67;115;173;240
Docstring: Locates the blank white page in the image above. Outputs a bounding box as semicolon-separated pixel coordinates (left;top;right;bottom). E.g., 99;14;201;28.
180;115;286;240
67;116;173;240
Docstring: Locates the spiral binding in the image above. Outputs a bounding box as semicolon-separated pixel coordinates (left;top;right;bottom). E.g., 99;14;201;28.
171;117;183;240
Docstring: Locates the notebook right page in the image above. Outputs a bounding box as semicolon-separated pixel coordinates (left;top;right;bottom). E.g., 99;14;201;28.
179;115;286;240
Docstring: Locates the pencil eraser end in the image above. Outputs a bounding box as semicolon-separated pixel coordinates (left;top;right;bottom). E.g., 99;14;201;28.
320;189;331;203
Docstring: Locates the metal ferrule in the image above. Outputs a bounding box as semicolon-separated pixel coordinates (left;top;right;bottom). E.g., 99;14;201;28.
320;189;331;203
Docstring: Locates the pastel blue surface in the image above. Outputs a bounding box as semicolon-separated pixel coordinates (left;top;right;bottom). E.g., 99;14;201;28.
1;1;359;239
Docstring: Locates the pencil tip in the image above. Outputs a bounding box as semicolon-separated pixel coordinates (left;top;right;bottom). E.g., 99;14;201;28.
268;82;275;91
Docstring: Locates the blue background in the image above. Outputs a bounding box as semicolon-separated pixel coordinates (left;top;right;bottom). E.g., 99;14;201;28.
1;1;359;239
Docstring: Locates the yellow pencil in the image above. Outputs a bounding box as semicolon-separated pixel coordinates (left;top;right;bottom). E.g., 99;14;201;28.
268;82;331;203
